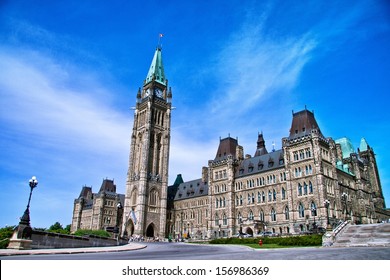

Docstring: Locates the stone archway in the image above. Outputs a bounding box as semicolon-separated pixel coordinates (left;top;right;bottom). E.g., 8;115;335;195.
245;227;254;236
146;223;155;238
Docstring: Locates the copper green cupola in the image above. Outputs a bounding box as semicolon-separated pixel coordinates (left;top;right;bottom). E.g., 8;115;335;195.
144;47;167;87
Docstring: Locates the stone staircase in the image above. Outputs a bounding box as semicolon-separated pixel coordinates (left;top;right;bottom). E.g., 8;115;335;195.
333;223;390;247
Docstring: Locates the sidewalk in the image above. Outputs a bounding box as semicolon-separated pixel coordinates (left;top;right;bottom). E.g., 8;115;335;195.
0;243;146;256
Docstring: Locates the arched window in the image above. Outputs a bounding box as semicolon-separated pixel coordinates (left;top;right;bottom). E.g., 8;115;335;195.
251;193;255;204
298;183;302;196
304;183;308;195
223;213;227;225
249;210;254;220
273;189;277;201
262;191;266;202
259;210;264;221
285;206;289;220
271;208;276;221
149;190;158;206
298;203;305;218
215;213;219;225
282;188;286;200
268;190;272;201
311;202;317;216
240;195;243;205
309;181;313;194
257;192;261;203
237;212;242;223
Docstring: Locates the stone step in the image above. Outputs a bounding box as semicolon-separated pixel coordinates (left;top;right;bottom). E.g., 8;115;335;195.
332;223;390;247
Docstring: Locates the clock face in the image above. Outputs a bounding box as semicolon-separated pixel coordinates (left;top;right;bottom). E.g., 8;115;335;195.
154;88;163;97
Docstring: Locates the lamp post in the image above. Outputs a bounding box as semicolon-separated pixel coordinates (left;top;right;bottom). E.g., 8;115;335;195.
323;199;331;231
114;202;123;245
19;176;38;227
341;192;348;221
311;205;317;232
7;176;38;249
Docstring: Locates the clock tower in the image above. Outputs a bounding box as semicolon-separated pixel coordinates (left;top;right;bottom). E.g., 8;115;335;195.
123;46;172;239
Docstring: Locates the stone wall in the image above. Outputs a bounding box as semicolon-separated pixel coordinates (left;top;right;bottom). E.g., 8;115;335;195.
31;230;126;249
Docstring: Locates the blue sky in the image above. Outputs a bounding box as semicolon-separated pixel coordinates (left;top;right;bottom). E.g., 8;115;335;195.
0;0;389;228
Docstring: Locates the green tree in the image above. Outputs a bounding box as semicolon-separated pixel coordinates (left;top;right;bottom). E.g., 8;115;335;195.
49;222;63;231
0;226;16;249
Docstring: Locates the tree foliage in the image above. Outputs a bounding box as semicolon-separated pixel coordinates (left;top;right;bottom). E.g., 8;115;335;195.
0;226;16;249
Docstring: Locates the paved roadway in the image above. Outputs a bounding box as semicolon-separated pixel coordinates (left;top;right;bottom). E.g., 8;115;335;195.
1;242;389;260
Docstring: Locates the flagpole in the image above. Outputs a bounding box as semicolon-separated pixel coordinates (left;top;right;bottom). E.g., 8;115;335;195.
158;33;164;49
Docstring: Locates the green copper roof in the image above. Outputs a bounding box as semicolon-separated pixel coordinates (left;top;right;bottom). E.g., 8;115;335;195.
335;137;355;159
359;137;369;152
145;47;167;86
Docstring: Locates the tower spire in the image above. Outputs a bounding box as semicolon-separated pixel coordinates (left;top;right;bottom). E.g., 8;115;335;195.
144;43;167;87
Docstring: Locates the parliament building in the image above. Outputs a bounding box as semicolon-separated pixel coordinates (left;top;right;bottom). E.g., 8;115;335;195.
71;46;388;239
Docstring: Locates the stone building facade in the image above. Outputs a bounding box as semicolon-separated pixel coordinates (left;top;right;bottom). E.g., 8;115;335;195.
71;179;124;233
71;46;388;240
167;109;387;240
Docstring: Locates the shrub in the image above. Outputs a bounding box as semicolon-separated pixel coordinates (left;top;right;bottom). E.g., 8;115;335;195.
209;234;322;247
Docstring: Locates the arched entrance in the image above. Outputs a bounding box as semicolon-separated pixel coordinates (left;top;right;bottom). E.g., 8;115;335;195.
146;223;155;238
245;227;254;236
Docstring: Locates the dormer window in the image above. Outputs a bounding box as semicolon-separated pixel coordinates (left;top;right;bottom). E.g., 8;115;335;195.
239;168;244;175
248;166;253;172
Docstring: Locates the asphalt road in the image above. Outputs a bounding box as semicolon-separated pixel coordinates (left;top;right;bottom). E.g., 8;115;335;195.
1;242;390;260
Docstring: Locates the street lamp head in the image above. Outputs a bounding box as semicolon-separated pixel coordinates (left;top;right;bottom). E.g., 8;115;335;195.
117;202;123;209
29;176;38;189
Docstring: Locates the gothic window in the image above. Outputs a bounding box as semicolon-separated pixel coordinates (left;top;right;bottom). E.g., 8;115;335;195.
258;192;261;203
311;202;317;216
223;197;226;207
284;206;289;220
236;195;239;206
249;210;254;220
304;183;308;195
240;195;243;206
305;148;311;158
149;190;158;206
273;189;277;201
262;191;266;203
223;213;227;225
309;181;313;194
251;193;255;204
271;208;276;221
298;183;302;196
268;190;272;201
247;194;251;204
259;210;264;221
298;203;305;218
215;214;219;226
282;188;286;200
238;212;242;223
